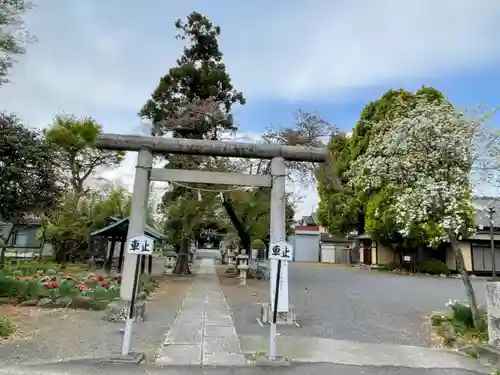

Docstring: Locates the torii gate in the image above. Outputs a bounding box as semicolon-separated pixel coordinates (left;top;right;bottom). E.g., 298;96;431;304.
95;133;327;359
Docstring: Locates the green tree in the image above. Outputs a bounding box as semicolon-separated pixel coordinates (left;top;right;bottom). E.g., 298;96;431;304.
139;12;244;137
0;0;34;85
140;12;244;273
160;190;220;274
317;87;446;244
41;186;132;265
220;110;332;252
0;113;60;265
317;132;359;235
220;188;296;253
45;115;125;196
348;98;480;324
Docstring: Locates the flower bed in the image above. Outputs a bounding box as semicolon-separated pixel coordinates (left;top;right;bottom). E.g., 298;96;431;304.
429;299;488;349
0;270;122;310
0;259;160;311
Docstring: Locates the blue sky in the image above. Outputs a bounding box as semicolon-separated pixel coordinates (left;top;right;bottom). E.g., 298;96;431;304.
1;0;500;216
238;69;500;135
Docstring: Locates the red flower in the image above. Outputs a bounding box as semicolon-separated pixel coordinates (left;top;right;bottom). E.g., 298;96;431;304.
44;281;59;289
102;281;110;288
97;275;105;281
78;283;89;291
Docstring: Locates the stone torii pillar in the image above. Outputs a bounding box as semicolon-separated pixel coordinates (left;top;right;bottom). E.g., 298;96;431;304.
120;146;152;301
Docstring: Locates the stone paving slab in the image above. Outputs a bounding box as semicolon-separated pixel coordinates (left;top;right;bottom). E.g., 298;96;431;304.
155;344;202;365
204;326;238;338
205;316;234;326
156;259;246;366
163;322;203;344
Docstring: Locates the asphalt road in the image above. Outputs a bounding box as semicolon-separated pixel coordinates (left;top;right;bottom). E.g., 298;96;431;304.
226;263;488;347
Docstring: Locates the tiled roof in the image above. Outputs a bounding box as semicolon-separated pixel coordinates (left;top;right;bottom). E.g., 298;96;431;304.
320;233;351;243
300;215;317;226
473;197;500;229
312;212;319;225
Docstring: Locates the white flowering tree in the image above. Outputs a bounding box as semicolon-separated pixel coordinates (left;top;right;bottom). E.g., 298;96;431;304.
349;99;483;325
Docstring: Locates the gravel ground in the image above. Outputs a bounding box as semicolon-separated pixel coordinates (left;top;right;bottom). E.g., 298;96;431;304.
0;259;197;365
219;263;488;347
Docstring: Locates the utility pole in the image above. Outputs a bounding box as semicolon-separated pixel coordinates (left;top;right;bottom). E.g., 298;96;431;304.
489;206;496;280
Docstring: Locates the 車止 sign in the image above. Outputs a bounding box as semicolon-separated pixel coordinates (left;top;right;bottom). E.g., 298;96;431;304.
127;234;155;255
269;240;294;261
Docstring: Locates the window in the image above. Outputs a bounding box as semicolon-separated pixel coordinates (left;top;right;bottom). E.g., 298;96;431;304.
13;227;40;247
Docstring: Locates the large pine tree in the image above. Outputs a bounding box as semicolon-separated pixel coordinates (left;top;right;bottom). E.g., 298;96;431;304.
139;12;245;140
139;12;245;273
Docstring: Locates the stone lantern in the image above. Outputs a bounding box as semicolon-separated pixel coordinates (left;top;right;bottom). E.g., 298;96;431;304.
227;246;236;266
164;251;178;274
237;248;249;286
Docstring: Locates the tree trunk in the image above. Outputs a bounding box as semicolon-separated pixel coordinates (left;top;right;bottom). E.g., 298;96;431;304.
451;235;480;327
173;237;191;274
221;196;252;253
173;218;191;275
1;225;16;267
54;244;68;268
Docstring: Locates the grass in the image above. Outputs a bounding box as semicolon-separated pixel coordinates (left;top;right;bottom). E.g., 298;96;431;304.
0;316;15;338
429;301;488;348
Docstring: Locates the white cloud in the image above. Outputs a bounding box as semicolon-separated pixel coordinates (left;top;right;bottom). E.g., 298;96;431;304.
2;0;499;125
1;0;499;218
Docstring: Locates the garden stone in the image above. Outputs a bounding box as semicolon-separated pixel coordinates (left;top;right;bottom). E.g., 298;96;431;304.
259;303;298;326
55;297;73;307
71;295;93;309
0;297;11;305
37;298;53;307
105;299;146;323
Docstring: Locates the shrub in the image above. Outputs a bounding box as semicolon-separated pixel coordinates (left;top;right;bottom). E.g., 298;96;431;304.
382;261;401;271
139;275;158;295
0;317;15;338
252;239;266;251
24;279;46;301
452;302;474;328
0;277;28;299
419;259;450;275
6;261;61;277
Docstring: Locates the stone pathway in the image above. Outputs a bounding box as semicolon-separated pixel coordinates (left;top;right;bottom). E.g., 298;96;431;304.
156;259;247;366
